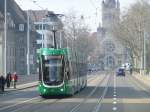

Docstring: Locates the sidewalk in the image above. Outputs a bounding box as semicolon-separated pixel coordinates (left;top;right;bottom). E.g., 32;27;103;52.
133;72;150;86
0;74;38;93
4;81;38;92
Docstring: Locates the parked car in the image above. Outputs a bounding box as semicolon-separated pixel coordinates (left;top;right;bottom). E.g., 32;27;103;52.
116;68;125;76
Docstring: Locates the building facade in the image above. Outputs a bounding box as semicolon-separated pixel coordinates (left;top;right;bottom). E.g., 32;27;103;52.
97;0;127;69
0;0;37;75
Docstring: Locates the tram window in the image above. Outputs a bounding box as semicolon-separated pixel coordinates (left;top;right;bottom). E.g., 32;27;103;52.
43;58;64;85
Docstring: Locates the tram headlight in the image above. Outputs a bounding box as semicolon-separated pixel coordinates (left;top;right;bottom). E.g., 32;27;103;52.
60;88;64;92
43;89;46;93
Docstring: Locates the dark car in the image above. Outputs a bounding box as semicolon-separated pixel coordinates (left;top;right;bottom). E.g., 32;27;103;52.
116;68;125;76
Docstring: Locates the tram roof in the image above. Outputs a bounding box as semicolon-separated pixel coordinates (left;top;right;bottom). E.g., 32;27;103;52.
37;48;70;56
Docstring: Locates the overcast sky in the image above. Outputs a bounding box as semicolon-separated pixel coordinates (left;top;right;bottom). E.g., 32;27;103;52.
15;0;137;31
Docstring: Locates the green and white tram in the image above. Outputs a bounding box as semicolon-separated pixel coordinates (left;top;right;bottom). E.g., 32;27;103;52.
37;48;87;97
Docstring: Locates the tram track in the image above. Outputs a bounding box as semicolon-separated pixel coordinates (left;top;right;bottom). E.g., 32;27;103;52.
67;72;110;112
0;73;104;112
91;73;112;112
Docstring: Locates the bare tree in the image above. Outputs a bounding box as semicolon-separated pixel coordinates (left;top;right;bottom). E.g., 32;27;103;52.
112;0;150;67
63;11;99;60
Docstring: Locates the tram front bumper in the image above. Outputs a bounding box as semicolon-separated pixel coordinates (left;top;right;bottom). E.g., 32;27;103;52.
38;84;66;96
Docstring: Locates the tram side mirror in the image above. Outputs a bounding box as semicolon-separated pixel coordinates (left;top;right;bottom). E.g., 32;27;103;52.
65;67;70;80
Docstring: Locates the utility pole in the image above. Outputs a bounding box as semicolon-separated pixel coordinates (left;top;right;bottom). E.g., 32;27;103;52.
144;31;146;74
42;18;44;48
4;0;7;77
27;10;30;75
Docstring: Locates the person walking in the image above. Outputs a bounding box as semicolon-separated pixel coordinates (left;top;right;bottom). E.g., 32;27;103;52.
129;68;133;75
0;75;5;92
12;72;18;89
6;72;11;88
0;76;2;92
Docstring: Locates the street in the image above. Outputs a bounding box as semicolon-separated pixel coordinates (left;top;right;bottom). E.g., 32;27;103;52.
0;71;150;112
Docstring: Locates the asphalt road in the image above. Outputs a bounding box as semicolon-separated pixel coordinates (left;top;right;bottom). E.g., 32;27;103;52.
0;71;150;112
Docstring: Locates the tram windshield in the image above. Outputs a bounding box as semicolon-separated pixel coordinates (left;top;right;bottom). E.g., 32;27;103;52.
43;56;64;86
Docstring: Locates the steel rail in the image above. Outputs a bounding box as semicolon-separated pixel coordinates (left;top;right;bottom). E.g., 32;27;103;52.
68;72;109;112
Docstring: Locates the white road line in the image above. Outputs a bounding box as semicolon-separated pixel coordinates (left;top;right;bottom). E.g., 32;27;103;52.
113;107;117;111
113;98;117;100
113;101;117;104
0;96;40;111
112;74;117;111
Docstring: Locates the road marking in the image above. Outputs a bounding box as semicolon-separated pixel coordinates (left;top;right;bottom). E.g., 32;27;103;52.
113;107;117;111
113;101;117;104
0;96;40;111
113;98;117;100
112;74;118;111
122;98;150;103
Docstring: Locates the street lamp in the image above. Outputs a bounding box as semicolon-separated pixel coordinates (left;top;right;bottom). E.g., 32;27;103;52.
27;10;30;75
144;31;146;69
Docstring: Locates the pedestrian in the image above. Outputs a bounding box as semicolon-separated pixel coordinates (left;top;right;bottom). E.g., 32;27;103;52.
6;72;11;88
0;75;5;92
0;76;2;92
12;72;18;89
130;68;133;75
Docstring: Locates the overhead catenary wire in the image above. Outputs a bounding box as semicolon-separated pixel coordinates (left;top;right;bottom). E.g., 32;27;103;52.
88;0;101;28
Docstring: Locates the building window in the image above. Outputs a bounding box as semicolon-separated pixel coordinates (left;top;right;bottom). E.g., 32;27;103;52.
20;48;25;56
19;24;24;31
9;47;12;57
104;41;115;52
39;24;42;30
35;24;39;30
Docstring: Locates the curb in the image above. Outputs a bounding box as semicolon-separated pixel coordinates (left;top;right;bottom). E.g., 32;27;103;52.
5;82;38;92
133;74;150;86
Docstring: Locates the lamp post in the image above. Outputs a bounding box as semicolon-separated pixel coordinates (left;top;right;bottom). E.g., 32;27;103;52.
27;10;30;75
143;31;146;74
41;18;45;48
4;0;7;77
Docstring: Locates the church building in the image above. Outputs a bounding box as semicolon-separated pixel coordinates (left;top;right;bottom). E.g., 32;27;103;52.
97;0;129;69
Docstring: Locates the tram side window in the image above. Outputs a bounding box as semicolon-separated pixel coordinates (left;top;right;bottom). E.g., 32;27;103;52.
38;57;42;81
65;61;70;80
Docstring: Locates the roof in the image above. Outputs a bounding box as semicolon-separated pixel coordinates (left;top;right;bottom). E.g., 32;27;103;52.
103;0;117;8
0;0;26;24
27;10;54;22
